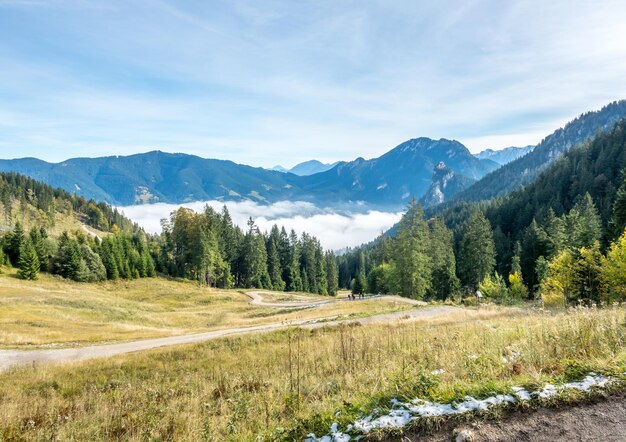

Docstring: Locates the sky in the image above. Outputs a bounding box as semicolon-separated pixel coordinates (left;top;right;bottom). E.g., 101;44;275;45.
1;0;626;168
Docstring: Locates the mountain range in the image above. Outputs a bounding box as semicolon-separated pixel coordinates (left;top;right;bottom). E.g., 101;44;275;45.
0;138;496;210
474;146;534;165
270;160;341;176
1;100;625;211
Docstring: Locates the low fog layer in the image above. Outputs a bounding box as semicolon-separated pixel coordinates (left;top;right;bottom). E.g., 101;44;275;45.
117;200;402;251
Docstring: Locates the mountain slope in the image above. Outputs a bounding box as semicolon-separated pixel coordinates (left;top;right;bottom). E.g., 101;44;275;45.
419;162;475;207
474;145;534;165
451;100;626;204
296;138;499;209
0;151;303;206
0;172;138;235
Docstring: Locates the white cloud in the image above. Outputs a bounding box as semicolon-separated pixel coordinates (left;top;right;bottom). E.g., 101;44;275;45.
2;1;626;165
117;200;402;250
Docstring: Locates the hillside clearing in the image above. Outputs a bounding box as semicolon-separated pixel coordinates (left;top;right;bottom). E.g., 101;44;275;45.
0;273;419;348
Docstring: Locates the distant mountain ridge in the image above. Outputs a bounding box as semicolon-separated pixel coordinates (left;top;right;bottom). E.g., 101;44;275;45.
474;145;534;165
0;138;497;209
271;160;341;176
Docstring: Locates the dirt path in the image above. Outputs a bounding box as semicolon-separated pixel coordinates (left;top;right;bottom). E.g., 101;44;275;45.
245;291;427;308
0;291;459;372
245;291;335;308
398;394;626;442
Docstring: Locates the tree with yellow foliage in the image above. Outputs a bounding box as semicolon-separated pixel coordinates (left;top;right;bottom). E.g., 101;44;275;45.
600;230;626;303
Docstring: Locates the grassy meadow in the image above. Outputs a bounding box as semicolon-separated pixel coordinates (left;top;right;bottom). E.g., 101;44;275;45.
2;305;626;441
0;272;413;348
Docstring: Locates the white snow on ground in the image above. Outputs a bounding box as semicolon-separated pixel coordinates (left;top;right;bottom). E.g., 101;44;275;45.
304;373;614;442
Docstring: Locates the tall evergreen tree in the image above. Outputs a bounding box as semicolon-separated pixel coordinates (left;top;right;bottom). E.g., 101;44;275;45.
267;229;285;291
520;219;550;292
568;193;602;250
287;230;302;291
17;238;39;280
325;250;339;296
6;221;25;265
392;200;432;299
610;174;626;240
458;211;496;288
427;217;459;300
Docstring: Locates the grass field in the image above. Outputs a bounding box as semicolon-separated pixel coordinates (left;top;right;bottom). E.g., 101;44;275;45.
0;272;414;348
2;305;625;441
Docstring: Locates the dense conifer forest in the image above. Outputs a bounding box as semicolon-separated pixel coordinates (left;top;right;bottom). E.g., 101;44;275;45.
339;119;626;305
0;172;339;295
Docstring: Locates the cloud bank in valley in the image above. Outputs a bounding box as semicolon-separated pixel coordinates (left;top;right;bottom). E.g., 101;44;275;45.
117;200;402;251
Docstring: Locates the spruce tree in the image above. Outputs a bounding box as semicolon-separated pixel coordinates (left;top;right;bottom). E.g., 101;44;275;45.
315;247;328;295
458;211;496;289
17;238;39;280
611;175;626;240
325;250;339;296
427;217;459;300
520;219;550;292
6;221;25;265
568;193;602;250
267;233;285;291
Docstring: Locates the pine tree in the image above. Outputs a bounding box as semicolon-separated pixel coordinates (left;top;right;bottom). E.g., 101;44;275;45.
267;231;285;291
458;211;496;289
29;227;49;271
6;221;25;265
610;174;626;240
17;238;39;280
315;247;328;295
427;217;459;300
520;219;550;292
391;200;432;299
287;230;302;291
325;251;339;296
567;193;602;250
53;233;86;281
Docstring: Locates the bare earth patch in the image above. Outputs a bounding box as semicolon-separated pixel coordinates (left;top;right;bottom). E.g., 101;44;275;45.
400;394;626;442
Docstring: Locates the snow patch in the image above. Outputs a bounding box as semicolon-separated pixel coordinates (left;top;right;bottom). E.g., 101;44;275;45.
305;374;614;441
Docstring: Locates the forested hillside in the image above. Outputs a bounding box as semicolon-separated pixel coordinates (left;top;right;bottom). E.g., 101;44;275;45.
0;172;339;295
0;172;157;283
449;100;626;204
339;118;626;306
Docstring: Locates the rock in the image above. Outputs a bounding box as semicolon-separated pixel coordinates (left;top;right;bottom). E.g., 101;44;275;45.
454;428;474;442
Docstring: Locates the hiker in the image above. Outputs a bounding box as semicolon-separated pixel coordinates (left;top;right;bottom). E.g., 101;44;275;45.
475;289;483;305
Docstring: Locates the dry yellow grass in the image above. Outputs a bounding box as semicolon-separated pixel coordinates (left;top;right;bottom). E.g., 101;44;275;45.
0;272;414;348
1;306;624;441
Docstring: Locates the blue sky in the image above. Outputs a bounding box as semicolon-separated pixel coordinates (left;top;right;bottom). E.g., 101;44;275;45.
1;0;626;167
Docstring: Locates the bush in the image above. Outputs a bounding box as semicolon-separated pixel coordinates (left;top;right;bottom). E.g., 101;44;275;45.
541;289;566;309
478;273;508;301
508;271;529;300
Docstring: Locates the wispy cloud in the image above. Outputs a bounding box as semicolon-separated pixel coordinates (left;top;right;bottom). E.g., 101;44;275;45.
117;200;402;251
1;0;625;164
